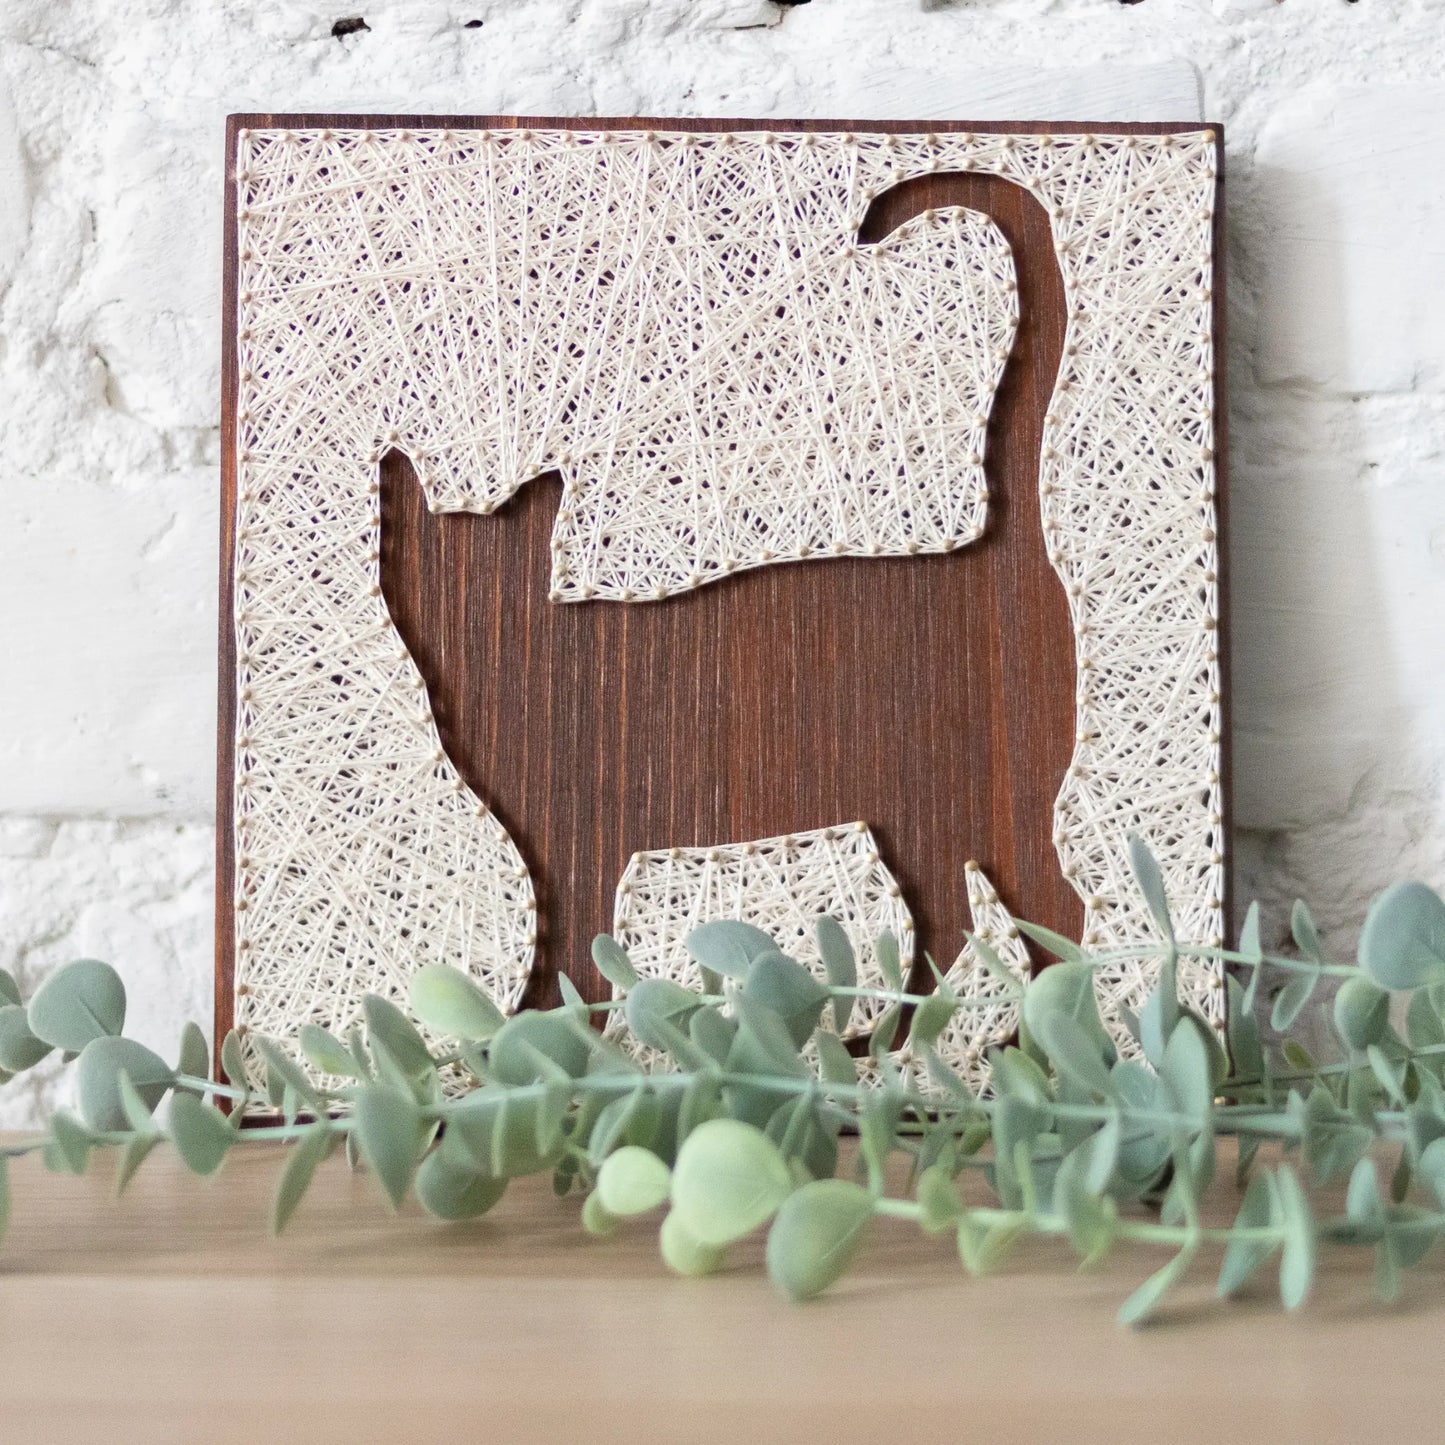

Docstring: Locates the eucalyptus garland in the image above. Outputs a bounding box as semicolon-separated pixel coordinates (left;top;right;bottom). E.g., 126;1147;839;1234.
3;837;1445;1326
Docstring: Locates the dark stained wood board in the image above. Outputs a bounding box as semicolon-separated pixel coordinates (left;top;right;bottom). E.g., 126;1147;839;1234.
217;116;1229;1047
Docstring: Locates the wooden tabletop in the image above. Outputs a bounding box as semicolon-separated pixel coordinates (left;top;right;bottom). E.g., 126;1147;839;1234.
0;1139;1435;1443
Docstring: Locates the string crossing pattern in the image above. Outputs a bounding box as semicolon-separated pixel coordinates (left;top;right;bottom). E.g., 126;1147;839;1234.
230;125;1224;1070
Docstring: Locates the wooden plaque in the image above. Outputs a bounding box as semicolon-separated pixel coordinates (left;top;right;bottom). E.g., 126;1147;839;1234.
218;117;1229;1078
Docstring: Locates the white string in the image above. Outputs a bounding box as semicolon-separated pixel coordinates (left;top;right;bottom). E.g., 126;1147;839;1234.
230;126;1224;1073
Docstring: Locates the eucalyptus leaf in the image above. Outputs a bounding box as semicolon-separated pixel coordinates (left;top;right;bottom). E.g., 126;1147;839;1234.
1015;919;1085;963
75;1036;175;1133
1036;1012;1116;1100
1271;972;1318;1033
1127;833;1175;945
415;1147;507;1221
220;1029;249;1092
363;994;436;1078
1275;1165;1316;1310
168;1092;235;1176
659;1209;727;1277
582;1190;620;1237
253;1037;325;1116
597;1145;672;1216
625;979;705;1055
1118;1243;1197;1327
115;1134;160;1196
965;932;1025;994
1291;899;1324;964
407;965;506;1042
271;1122;336;1234
686;921;777;980
766;1178;873;1301
0;1005;53;1073
352;1084;423;1210
876;931;902;993
814;916;857;1032
26;959;126;1052
909;992;957;1050
591;934;640;991
670;1118;791;1246
1217;1170;1280;1297
742;953;828;1049
299;1023;363;1079
1358;881;1445;991
814;1030;857;1087
0;967;20;1008
48;1111;94;1175
175;1021;210;1083
488;1009;592;1085
1021;963;1107;1051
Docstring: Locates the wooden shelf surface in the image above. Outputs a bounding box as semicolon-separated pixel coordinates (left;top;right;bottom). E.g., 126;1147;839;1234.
0;1138;1434;1443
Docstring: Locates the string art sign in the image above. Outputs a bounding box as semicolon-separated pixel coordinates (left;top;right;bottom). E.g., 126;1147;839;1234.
217;116;1228;1088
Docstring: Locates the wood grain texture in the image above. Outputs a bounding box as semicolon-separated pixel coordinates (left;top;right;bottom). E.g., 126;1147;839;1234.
0;1138;1427;1445
216;117;1228;1040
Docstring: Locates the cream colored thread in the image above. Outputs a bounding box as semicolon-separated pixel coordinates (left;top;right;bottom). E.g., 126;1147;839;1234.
231;128;1223;1072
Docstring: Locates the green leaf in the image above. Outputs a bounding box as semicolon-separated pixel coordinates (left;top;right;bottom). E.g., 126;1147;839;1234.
352;1085;422;1210
766;1178;873;1301
814;1031;857;1087
26;959;126;1052
743;953;828;1049
909;992;957;1050
1161;1017;1214;1124
875;931;903;992
597;1145;672;1216
75;1036;175;1132
0;968;20;1007
591;934;640;991
446;1087;567;1177
407;965;505;1042
917;1165;963;1233
1225;976;1264;1082
687;1005;737;1066
1418;1137;1445;1209
582;1190;620;1236
1345;1157;1385;1231
1036;1012;1116;1099
670;1118;792;1246
686;921;777;980
624;979;704;1054
1127;833;1175;945
868;1003;902;1059
0;1004;53;1072
271;1121;336;1234
1021;962;1107;1051
415;1146;507;1221
1271;971;1318;1033
1239;901;1262;964
253;1037;325;1116
1118;1243;1198;1327
115;1134;160;1196
1359;882;1445;991
965;932;1025;995
168;1092;235;1177
362;994;435;1079
1275;1164;1316;1310
1015;919;1085;963
660;1209;727;1277
175;1021;210;1082
1217;1170;1280;1297
815;916;857;1032
992;1046;1050;1107
220;1029;249;1093
488;1010;592;1085
299;1023;362;1078
48;1112;94;1174
1291;898;1324;963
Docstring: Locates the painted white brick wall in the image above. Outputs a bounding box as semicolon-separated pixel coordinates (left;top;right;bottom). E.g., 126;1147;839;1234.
1;0;1442;1122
